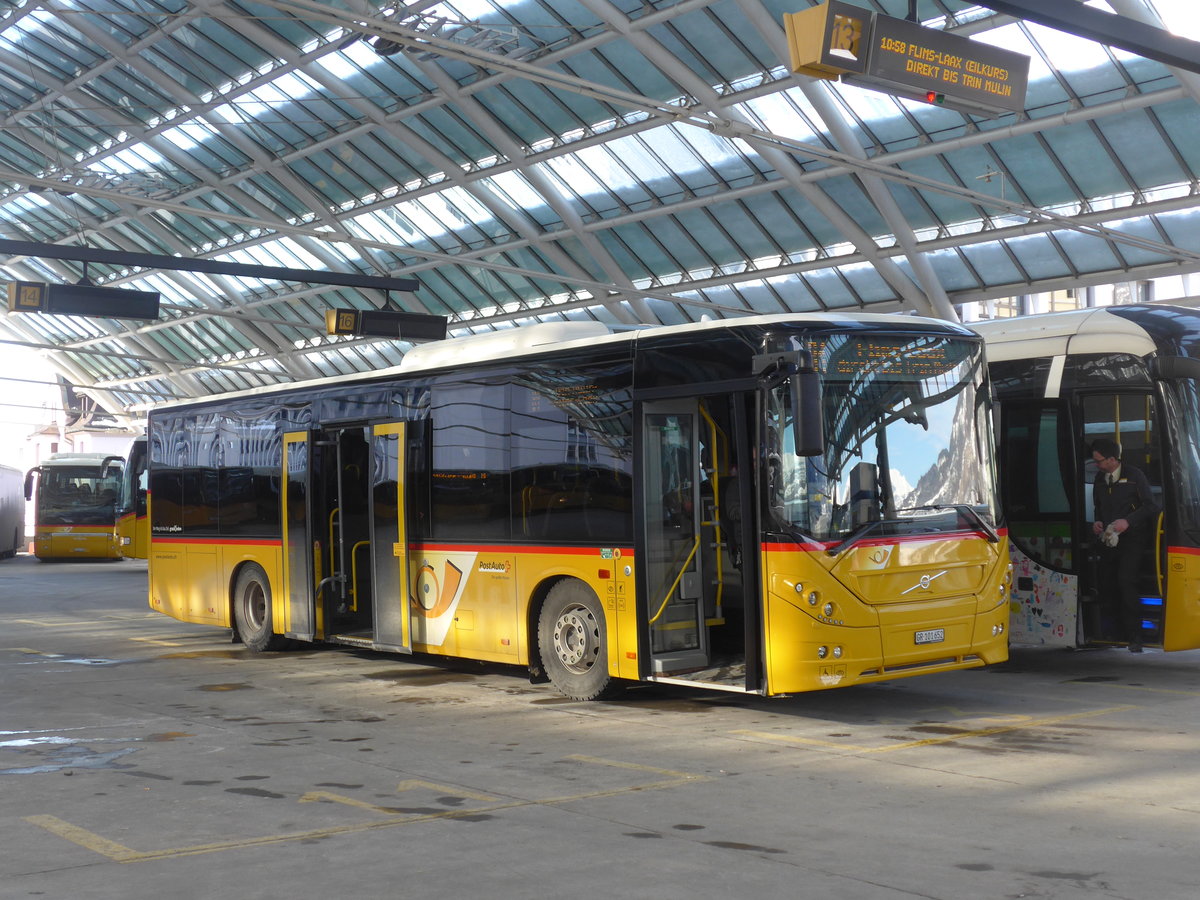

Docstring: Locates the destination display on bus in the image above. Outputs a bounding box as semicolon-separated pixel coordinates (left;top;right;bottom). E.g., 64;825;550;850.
809;334;973;380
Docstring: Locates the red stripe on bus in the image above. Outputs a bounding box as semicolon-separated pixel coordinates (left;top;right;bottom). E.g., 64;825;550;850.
148;537;633;556
152;536;282;547
412;543;633;556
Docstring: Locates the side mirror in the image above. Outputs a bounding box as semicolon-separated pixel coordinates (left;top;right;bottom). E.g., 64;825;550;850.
754;341;825;458
791;369;825;457
23;468;37;502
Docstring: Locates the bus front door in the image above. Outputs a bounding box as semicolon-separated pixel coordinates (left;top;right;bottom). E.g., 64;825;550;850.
1080;391;1164;647
642;401;710;674
281;431;316;641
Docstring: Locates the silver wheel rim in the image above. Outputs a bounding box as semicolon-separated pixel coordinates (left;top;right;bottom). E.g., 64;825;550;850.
552;602;599;674
244;581;267;631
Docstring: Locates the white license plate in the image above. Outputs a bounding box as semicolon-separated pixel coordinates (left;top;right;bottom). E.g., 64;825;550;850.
914;628;945;645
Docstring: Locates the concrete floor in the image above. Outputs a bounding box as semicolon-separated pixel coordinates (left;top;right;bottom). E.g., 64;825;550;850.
3;553;1200;899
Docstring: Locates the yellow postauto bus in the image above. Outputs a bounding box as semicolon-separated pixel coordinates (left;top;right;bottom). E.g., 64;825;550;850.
24;452;124;560
116;435;149;560
146;314;1010;699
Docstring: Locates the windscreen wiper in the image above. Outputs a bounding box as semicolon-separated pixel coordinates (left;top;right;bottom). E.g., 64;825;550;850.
954;505;1000;543
897;504;1000;543
825;519;903;557
827;506;999;557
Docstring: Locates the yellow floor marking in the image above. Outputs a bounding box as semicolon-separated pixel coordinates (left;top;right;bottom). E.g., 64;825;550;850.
299;791;401;813
300;780;498;813
732;705;1137;753
27;756;710;863
127;636;187;648
12;619;73;627
1;648;58;656
25;816;139;862
394;779;498;803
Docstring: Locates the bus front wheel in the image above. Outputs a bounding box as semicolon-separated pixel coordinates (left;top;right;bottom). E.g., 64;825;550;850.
233;564;288;652
538;580;618;701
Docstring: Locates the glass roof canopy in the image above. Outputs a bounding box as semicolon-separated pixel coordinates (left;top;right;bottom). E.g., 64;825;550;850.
0;0;1198;423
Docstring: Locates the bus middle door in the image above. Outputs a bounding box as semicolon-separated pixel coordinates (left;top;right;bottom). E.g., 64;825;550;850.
370;421;413;653
281;431;316;641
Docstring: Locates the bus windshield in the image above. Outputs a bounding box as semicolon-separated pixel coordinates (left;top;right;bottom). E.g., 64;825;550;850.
767;332;997;545
39;466;122;525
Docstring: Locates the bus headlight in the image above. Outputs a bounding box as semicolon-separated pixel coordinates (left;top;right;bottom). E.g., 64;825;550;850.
823;602;835;617
992;623;1005;636
808;591;820;607
817;645;829;659
832;646;843;659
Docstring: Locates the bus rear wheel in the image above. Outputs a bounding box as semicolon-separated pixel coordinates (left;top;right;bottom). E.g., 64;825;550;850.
233;564;288;652
538;580;618;701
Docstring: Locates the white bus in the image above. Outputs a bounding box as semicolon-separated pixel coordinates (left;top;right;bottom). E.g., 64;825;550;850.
973;304;1200;652
0;464;23;558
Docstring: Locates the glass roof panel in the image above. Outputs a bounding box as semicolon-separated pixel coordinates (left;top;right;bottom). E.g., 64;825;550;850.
1095;110;1189;190
0;1;1198;413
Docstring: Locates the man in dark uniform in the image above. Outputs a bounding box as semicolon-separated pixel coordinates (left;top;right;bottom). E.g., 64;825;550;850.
1091;438;1159;652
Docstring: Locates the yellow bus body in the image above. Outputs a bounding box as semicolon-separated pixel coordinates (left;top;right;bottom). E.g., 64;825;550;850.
763;536;1010;692
149;532;1009;695
117;510;150;560
33;524;122;560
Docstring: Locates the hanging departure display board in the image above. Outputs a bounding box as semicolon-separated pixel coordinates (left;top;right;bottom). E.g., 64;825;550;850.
867;14;1029;113
785;1;1030;116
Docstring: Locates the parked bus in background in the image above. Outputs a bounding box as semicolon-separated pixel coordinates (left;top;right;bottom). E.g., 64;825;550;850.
117;435;148;559
0;464;23;558
972;303;1200;652
145;314;1010;700
24;452;124;560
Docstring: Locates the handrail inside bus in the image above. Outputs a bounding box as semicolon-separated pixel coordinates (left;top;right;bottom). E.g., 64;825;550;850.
328;507;340;587
350;540;370;612
649;536;700;626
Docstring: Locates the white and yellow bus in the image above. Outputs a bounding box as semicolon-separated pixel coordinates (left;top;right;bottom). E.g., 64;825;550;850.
973;303;1200;652
24;453;125;560
146;314;1010;699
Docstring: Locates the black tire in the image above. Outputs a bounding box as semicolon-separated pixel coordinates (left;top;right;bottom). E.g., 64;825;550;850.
233;564;288;652
537;580;619;701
